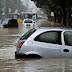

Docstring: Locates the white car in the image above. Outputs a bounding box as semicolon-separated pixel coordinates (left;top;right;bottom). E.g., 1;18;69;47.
15;27;72;58
23;19;34;27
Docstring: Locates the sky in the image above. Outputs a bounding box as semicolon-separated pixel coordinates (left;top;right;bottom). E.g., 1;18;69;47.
21;0;38;12
21;0;36;8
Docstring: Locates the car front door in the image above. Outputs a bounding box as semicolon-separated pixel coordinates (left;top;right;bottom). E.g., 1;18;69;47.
61;31;72;57
33;31;62;57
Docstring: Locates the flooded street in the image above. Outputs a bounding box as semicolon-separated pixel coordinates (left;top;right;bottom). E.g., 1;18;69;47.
0;20;72;72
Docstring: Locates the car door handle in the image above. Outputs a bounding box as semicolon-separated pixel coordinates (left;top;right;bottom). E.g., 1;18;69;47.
63;49;69;52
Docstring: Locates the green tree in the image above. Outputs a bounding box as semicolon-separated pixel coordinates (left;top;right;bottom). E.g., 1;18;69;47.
31;0;72;27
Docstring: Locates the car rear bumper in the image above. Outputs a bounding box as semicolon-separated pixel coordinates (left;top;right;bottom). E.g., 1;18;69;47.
15;51;27;58
26;24;30;26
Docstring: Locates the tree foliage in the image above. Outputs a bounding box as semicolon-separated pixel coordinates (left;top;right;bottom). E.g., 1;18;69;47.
0;0;27;19
31;0;72;27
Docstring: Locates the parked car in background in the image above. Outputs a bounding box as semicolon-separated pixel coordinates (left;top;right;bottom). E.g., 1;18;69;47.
23;19;34;27
17;18;23;24
15;27;72;58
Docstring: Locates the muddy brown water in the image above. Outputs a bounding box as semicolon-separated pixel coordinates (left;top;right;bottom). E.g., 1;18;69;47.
0;20;72;72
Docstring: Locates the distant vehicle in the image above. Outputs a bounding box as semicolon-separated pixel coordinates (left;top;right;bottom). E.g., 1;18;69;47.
17;18;23;24
21;12;37;23
0;20;2;23
15;27;72;58
0;18;11;27
23;19;34;27
0;20;2;27
11;13;19;20
1;18;11;25
37;16;47;20
2;18;18;28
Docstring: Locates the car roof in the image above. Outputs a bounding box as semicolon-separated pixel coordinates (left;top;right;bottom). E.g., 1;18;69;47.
25;27;72;42
36;27;72;32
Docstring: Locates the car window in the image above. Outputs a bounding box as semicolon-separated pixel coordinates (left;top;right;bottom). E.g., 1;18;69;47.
24;20;32;23
2;19;10;24
0;20;2;24
34;31;61;45
64;31;72;46
20;28;36;40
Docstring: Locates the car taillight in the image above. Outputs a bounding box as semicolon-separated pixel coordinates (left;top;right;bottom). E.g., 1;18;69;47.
18;41;25;48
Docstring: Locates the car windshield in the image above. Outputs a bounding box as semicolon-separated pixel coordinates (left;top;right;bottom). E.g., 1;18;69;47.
20;28;36;40
24;20;32;23
1;19;10;24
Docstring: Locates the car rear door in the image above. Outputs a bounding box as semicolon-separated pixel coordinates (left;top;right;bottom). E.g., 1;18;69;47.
33;31;62;57
61;31;72;57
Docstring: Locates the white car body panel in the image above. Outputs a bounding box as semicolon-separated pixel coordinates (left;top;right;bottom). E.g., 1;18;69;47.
25;51;40;55
30;41;61;57
61;31;72;57
61;45;72;57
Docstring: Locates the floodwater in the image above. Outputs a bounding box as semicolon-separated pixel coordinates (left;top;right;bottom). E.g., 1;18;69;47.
0;20;72;72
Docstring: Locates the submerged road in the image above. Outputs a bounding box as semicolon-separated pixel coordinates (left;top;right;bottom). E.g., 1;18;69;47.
0;19;72;72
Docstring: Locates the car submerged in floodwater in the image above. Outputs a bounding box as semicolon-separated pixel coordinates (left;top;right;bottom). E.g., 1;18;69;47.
23;19;34;27
3;18;18;28
15;27;72;58
0;18;18;28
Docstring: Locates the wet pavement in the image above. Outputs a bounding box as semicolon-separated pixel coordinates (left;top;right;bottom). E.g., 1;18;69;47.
0;19;72;72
